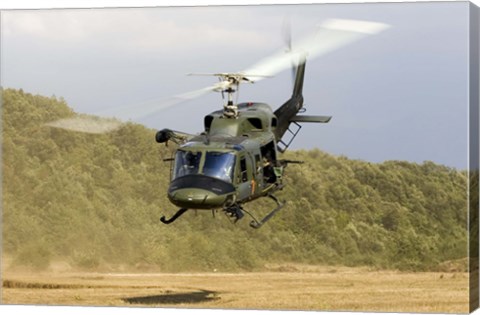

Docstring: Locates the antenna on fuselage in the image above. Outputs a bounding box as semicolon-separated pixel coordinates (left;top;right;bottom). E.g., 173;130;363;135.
217;75;242;118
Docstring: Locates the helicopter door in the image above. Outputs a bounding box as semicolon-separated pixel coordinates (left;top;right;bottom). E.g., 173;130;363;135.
261;142;277;184
237;155;253;200
254;153;263;186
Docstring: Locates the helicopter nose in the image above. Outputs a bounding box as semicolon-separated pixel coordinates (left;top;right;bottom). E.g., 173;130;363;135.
169;188;228;209
167;175;236;209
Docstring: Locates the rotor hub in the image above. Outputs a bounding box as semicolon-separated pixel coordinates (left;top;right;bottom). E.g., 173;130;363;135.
222;86;238;118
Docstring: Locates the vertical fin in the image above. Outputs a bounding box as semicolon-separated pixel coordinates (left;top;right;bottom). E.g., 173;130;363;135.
292;55;306;97
273;57;307;142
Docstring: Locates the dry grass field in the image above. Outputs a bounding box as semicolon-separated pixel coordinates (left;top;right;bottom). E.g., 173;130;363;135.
1;263;469;313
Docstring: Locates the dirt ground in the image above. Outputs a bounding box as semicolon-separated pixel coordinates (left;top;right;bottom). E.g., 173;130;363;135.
1;265;470;313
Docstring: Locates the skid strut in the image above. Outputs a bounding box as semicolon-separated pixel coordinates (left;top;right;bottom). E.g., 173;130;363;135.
160;208;188;224
249;194;284;229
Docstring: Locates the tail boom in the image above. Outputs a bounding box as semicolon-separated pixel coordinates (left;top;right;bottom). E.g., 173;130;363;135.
273;58;331;149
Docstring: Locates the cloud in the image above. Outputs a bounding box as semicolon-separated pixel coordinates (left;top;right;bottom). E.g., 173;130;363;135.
3;10;88;41
2;8;280;56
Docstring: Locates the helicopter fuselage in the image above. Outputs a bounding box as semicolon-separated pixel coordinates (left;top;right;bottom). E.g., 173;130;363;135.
157;59;332;227
167;102;282;210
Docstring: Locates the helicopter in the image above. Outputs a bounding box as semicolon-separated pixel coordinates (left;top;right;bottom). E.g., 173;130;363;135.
153;19;389;228
155;57;329;228
46;18;389;228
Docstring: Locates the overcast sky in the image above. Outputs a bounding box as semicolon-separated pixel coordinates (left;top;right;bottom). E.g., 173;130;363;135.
1;2;471;169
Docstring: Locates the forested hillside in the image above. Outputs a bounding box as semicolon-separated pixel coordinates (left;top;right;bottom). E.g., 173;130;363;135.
2;88;468;272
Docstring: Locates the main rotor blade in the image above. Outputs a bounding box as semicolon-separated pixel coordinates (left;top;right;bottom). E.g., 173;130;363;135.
46;18;389;134
106;19;390;124
242;18;389;82
109;85;219;120
45;86;218;134
45;115;123;134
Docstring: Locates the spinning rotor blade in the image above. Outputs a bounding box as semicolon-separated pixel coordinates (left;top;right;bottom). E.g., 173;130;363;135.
45;86;219;134
242;18;389;82
45;115;123;134
156;19;389;108
46;18;389;134
121;85;218;116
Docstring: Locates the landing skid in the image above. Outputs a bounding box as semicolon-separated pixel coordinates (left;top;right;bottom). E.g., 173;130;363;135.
249;194;284;229
161;195;284;228
223;194;284;229
160;208;188;224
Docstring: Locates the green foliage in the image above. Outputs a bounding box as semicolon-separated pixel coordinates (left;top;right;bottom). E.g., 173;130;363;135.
2;88;469;272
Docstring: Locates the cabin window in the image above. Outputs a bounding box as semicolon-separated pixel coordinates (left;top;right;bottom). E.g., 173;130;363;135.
173;150;202;179
271;117;277;128
203;152;236;183
247;118;263;130
204;115;214;132
240;157;248;182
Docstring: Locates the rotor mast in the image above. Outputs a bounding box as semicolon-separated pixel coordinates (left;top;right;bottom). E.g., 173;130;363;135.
215;73;252;119
189;72;270;119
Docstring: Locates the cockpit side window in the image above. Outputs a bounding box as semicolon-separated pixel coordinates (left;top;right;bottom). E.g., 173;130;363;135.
173;150;202;179
240;157;248;182
203;152;236;183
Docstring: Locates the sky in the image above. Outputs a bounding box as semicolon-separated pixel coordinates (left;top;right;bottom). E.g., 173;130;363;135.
0;1;472;169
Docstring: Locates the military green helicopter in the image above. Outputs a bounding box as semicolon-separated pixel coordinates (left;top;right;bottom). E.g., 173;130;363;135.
153;19;389;228
155;57;331;228
47;18;389;228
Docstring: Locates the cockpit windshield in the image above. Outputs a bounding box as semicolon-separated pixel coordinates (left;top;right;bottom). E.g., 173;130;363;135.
203;152;236;183
173;150;236;183
173;150;202;179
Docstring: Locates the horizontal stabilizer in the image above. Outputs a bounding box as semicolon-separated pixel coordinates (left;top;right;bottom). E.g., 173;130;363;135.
290;115;332;123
